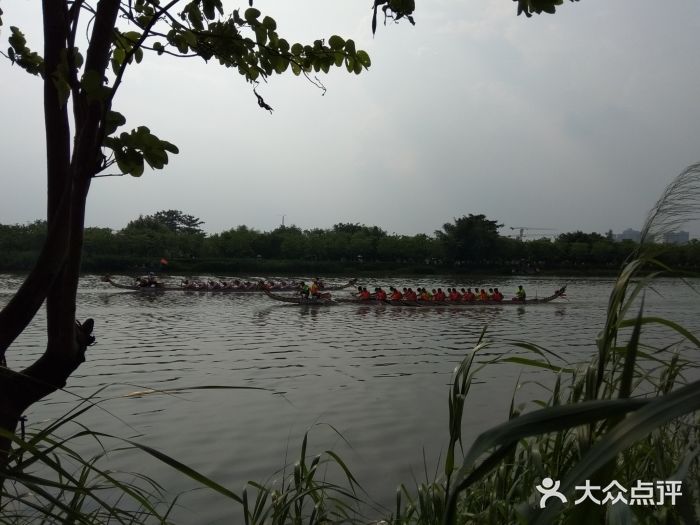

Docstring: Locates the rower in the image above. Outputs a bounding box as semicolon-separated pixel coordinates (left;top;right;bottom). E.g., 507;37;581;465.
359;287;371;300
310;278;321;298
479;289;489;301
493;287;503;301
515;285;527;301
390;287;403;300
375;287;387;301
434;288;446;301
299;281;310;299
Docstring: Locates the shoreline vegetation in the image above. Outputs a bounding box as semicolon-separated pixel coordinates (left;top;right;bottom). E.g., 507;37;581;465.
1;212;698;277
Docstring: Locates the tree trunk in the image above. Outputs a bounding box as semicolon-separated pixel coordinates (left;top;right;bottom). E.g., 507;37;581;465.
0;0;119;464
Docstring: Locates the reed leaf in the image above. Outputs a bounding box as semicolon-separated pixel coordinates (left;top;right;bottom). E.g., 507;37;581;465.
531;379;700;525
617;317;700;348
639;162;700;247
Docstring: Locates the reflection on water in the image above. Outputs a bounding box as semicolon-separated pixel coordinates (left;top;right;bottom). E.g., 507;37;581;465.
1;274;698;523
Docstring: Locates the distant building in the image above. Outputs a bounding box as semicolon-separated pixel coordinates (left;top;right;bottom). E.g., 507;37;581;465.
614;228;641;243
662;231;690;245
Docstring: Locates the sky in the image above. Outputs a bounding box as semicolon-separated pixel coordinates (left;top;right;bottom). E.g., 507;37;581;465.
2;0;700;239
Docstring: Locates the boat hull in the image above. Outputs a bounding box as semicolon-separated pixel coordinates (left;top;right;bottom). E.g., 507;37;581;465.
263;286;567;307
102;276;357;293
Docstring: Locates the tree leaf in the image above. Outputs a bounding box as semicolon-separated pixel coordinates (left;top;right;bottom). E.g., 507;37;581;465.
104;111;127;136
344;38;356;55
356;50;371;68
328;35;345;50
262;16;276;30
244;7;260;23
254;27;267;46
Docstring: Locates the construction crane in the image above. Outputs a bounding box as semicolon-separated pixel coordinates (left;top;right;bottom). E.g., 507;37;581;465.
510;226;556;242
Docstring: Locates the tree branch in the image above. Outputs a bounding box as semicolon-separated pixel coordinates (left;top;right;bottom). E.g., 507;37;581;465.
111;0;181;98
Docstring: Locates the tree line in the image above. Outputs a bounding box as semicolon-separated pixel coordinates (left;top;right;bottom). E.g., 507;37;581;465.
1;210;698;274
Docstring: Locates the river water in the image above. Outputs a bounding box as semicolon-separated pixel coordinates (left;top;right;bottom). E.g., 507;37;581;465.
2;274;699;523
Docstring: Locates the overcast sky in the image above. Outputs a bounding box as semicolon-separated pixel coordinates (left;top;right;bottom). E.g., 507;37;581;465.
2;0;700;238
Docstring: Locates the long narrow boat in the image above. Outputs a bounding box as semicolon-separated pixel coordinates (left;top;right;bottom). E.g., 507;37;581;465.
263;289;337;305
101;276;357;293
263;285;567;307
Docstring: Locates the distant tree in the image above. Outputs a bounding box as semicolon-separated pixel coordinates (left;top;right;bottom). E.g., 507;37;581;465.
83;227;116;256
435;214;503;264
122;210;203;235
121;214;170;234
152;210;204;235
525;238;561;265
332;223;386;238
0;221;47;252
495;236;523;263
207;226;258;258
590;240;617;265
557;231;607;244
275;225;306;259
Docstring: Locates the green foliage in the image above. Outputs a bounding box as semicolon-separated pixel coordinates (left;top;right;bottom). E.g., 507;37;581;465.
371;0;416;35
103;126;179;176
151;210;205;234
111;29;144;74
514;0;580;18
2;212;698;273
119;210;205;258
7;26;43;76
435;214;503;264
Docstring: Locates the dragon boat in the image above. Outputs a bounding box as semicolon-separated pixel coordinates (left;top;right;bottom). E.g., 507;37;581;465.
101;276;357;293
263;285;567;306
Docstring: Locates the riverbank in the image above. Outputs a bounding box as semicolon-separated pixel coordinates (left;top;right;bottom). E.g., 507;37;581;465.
0;254;635;277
